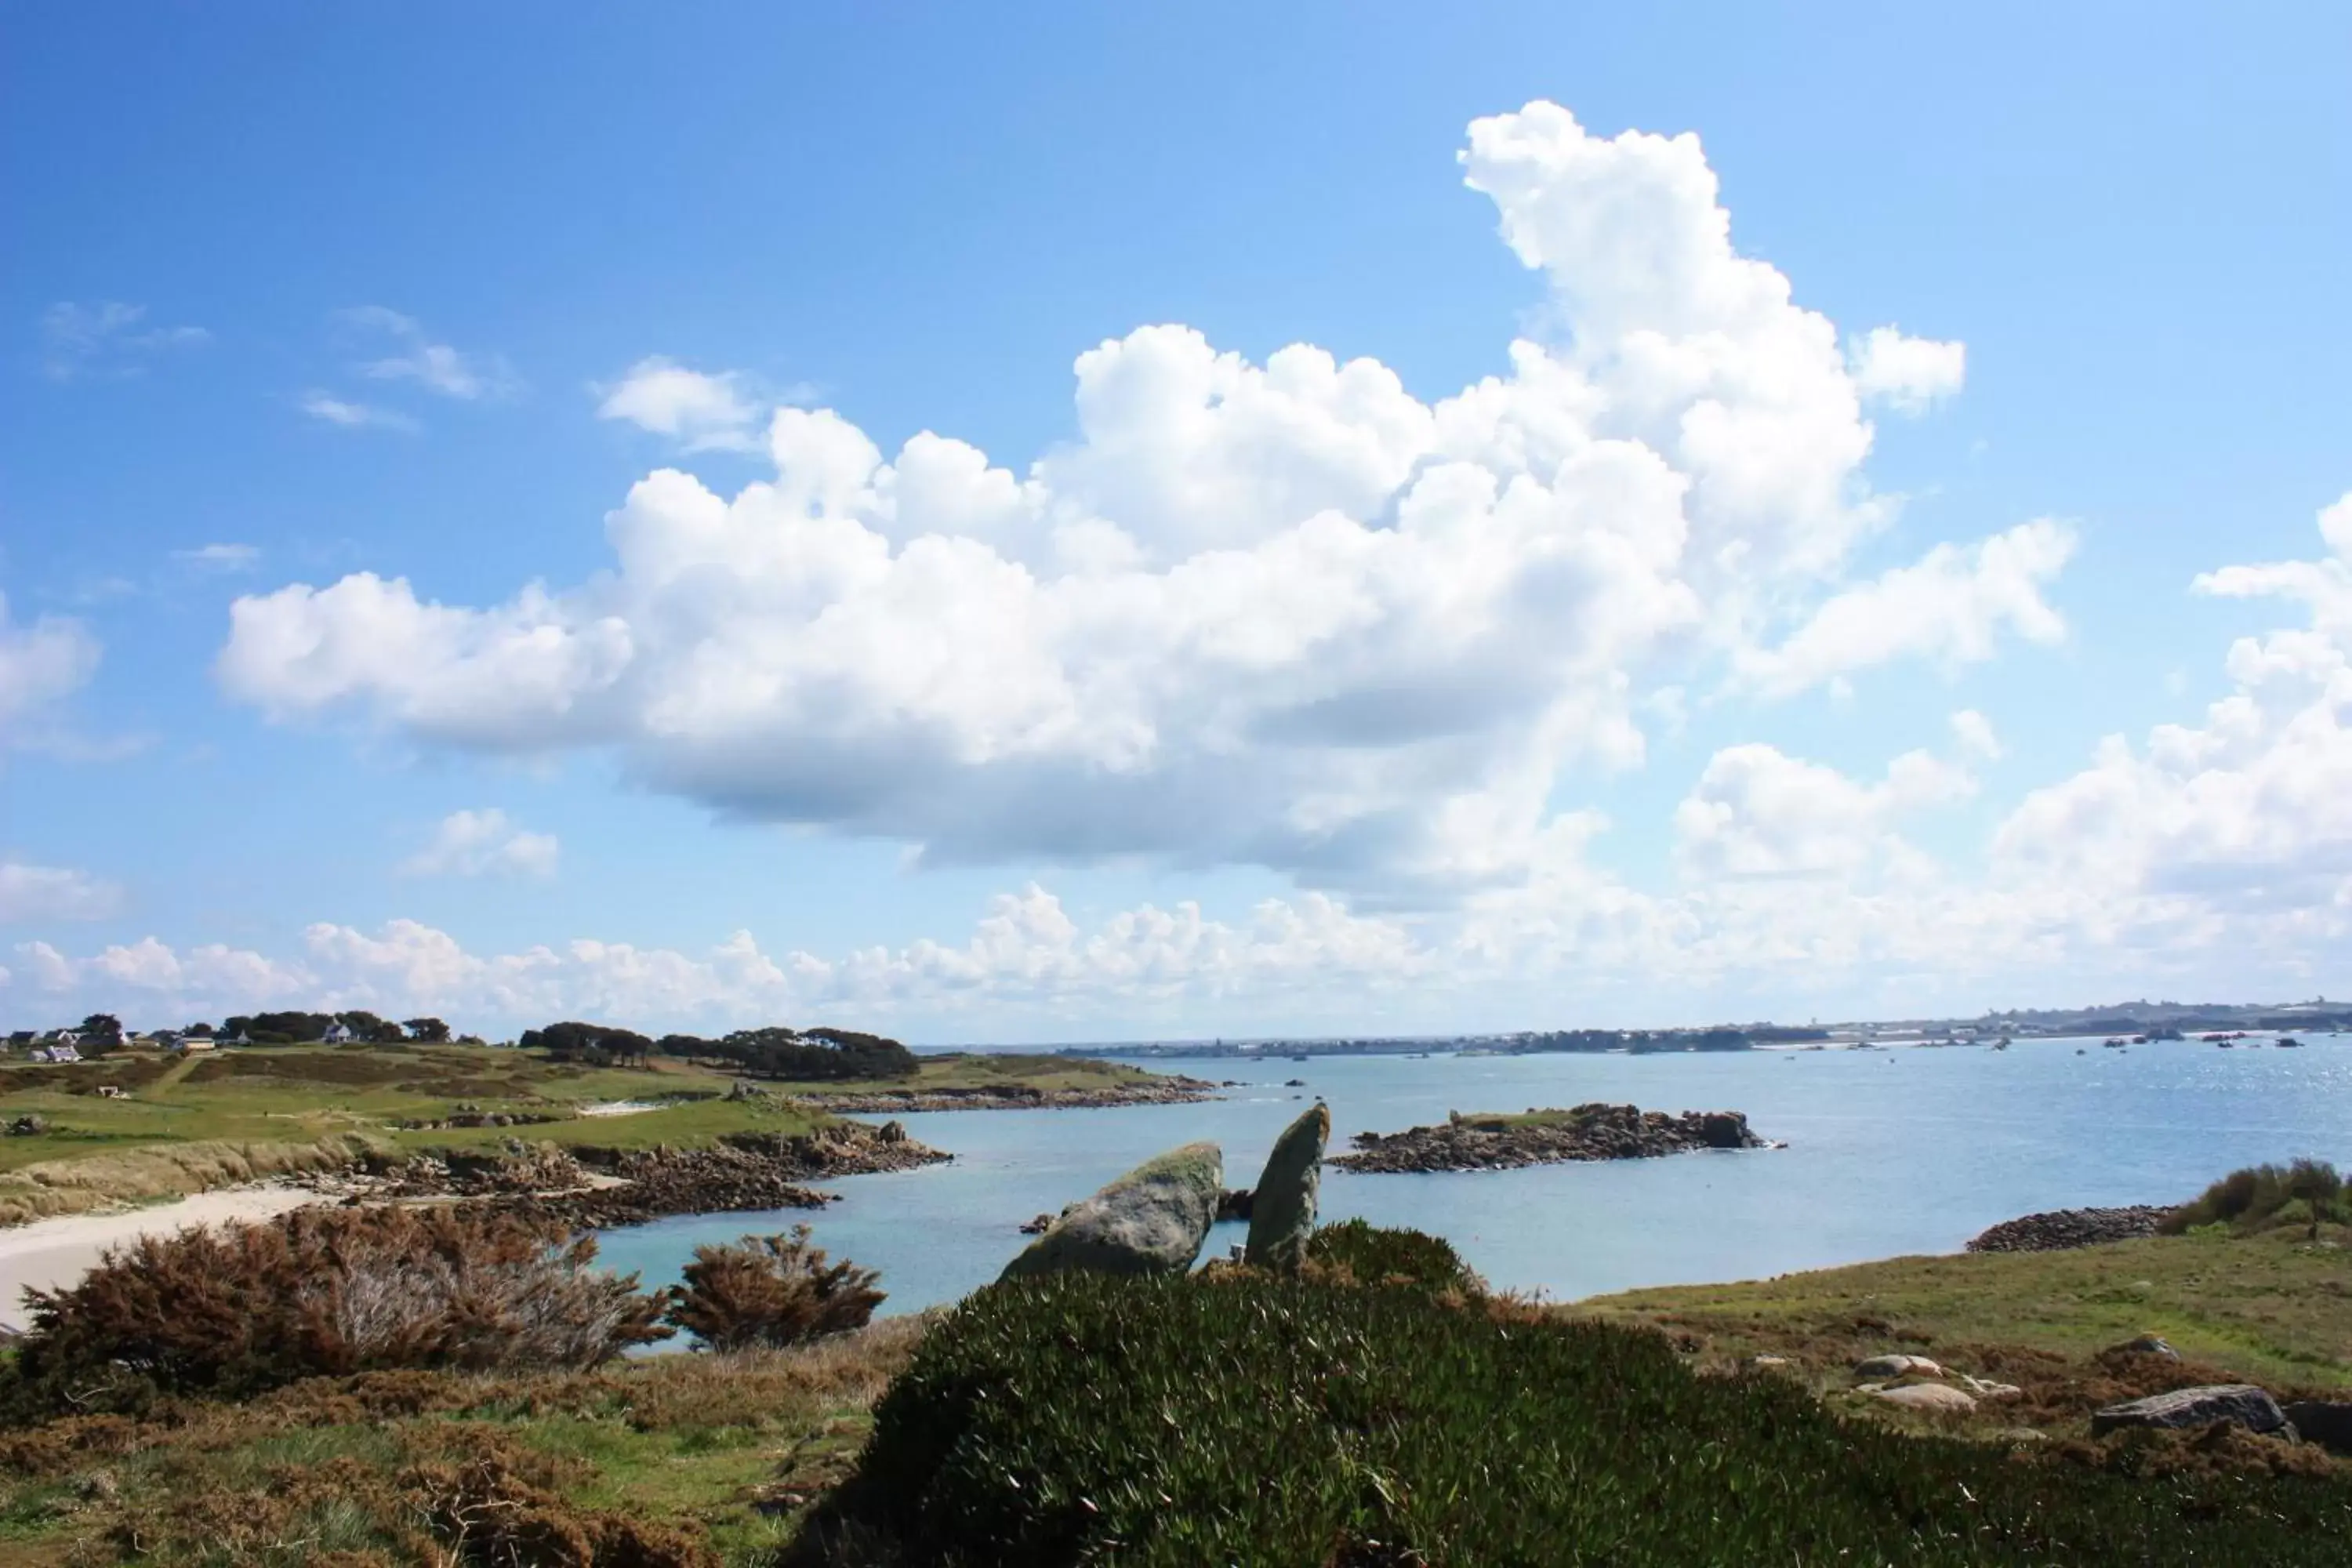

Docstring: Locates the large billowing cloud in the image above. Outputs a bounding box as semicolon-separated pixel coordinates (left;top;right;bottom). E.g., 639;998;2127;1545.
217;102;2027;903
29;480;2352;1033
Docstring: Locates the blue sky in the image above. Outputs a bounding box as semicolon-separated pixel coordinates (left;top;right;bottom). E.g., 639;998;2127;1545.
4;3;2349;1040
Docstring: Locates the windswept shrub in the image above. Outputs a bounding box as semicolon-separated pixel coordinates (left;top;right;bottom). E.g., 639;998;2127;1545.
667;1225;884;1350
1303;1218;1479;1293
6;1205;668;1415
2161;1159;2349;1235
799;1250;2352;1566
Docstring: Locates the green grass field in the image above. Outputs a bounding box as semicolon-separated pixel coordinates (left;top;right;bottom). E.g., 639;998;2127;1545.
0;1044;1167;1221
1577;1223;2352;1409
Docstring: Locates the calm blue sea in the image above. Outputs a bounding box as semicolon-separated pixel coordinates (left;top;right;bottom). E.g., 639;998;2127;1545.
594;1035;2352;1316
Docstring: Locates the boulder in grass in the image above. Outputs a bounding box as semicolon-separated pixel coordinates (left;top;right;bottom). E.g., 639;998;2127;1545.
1854;1354;1943;1381
2090;1385;2290;1438
1245;1103;1330;1272
1000;1142;1224;1281
1872;1383;1976;1413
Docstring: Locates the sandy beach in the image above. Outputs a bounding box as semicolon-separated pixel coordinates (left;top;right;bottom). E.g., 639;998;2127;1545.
0;1185;325;1331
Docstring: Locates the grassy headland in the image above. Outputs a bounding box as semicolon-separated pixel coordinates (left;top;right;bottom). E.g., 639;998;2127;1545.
0;1044;1181;1223
1580;1221;2352;1390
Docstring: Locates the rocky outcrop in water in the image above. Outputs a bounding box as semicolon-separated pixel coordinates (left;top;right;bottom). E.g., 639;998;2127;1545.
1330;1103;1767;1174
1965;1206;2170;1253
1001;1142;1224;1280
1245;1104;1328;1271
359;1121;947;1229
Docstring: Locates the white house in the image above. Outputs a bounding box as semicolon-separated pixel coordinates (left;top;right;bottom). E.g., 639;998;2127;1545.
322;1021;354;1044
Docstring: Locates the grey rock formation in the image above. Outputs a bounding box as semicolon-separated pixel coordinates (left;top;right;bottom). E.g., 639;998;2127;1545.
1854;1354;1944;1381
1244;1103;1330;1271
2091;1385;2289;1438
2111;1333;2181;1359
1872;1383;1976;1412
1000;1142;1224;1281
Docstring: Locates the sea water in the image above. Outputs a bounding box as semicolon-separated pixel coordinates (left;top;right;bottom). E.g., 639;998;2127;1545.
593;1034;2352;1315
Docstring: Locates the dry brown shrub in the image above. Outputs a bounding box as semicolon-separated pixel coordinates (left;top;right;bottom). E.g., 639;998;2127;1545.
89;1428;717;1568
9;1204;669;1415
667;1225;884;1351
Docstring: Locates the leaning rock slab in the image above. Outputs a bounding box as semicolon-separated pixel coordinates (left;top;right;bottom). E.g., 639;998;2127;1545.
2091;1385;2289;1438
1000;1142;1223;1281
1873;1383;1976;1412
1245;1103;1329;1271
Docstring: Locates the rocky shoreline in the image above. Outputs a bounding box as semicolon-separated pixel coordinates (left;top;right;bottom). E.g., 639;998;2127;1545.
1330;1102;1769;1174
1965;1205;2171;1253
782;1077;1218;1113
336;1120;950;1229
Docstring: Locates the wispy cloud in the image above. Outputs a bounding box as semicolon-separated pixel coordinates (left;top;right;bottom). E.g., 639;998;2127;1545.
172;543;260;572
0;860;122;923
339;306;517;400
299;390;419;433
399;809;560;879
40;301;210;381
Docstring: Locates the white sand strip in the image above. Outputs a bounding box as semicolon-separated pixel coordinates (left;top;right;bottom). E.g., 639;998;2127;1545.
0;1185;325;1331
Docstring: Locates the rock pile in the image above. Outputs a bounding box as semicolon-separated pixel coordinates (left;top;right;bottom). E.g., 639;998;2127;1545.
1965;1206;2171;1253
1330;1103;1767;1174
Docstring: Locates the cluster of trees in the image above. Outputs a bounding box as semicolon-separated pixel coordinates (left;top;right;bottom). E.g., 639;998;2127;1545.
219;1012;456;1046
517;1021;916;1080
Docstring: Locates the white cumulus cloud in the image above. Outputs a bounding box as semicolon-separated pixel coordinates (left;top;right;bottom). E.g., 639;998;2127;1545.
1994;491;2352;923
1849;325;1966;415
220;102;2058;906
7;886;1430;1033
1737;520;2076;698
1673;742;1973;884
400;809;560;879
596;357;764;451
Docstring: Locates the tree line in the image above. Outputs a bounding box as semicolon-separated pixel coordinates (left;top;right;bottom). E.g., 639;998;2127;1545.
517;1021;917;1080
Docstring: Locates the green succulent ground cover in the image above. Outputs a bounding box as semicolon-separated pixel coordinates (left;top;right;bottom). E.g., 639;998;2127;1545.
803;1262;2352;1566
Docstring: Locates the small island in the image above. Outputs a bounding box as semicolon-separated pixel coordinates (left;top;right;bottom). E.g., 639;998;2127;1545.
1330;1102;1769;1174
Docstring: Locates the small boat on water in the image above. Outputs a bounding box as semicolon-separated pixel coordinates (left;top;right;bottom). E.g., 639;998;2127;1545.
2103;1036;2129;1048
2278;1036;2304;1048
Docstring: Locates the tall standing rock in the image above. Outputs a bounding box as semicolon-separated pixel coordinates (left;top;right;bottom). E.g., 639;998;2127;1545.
1245;1102;1330;1271
1000;1142;1224;1281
